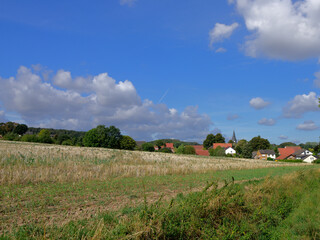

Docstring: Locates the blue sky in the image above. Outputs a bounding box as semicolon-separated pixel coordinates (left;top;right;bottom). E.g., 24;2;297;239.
0;0;319;144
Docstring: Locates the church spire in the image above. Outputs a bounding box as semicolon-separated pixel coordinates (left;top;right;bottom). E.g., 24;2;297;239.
232;130;237;144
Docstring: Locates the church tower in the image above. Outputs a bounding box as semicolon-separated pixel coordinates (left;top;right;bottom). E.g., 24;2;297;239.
232;130;237;144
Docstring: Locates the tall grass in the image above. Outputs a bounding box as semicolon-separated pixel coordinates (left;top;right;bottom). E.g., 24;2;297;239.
0;141;307;185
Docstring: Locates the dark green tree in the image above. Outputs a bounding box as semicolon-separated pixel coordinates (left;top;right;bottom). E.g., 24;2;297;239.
209;146;225;157
214;133;225;143
278;142;296;148
203;134;215;149
159;147;172;153
13;124;28;135
57;134;71;145
120;136;136;150
183;145;196;155
142;142;155;152
248;136;270;151
235;139;248;156
155;140;165;150
83;125;122;149
38;129;53;143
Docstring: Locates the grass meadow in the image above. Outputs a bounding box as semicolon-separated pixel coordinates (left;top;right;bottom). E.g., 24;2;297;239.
1;141;320;239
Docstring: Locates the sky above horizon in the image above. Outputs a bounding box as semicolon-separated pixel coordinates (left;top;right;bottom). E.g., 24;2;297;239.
0;0;319;144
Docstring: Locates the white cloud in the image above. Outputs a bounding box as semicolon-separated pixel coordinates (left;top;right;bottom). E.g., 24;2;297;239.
279;135;288;140
215;47;227;53
232;0;320;60
314;71;320;88
227;114;239;120
120;0;136;6
249;97;270;109
0;66;212;141
209;23;239;47
283;92;319;118
296;120;319;131
258;118;276;126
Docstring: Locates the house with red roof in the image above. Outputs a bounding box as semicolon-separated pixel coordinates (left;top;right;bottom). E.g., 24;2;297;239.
277;146;302;160
213;143;232;149
191;145;209;156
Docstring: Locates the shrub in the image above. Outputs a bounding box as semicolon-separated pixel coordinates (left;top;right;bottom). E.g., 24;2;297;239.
158;147;172;153
21;134;38;142
3;132;20;141
120;136;136;150
183;145;196;155
142;143;155;152
209;146;225;157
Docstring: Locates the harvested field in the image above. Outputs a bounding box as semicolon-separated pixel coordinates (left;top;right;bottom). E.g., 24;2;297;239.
1;140;319;236
0;140;307;185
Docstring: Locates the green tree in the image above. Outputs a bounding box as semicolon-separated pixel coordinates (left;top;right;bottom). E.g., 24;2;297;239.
13;124;28;135
214;133;225;143
83;125;122;149
38;129;53;143
120;136;136;150
155;140;165;150
203;134;215;149
209;146;225;157
142;142;155;152
241;144;253;158
183;145;196;155
248;136;270;151
159;147;172;153
274;147;280;157
21;134;38;142
278;142;296;148
57;134;71;145
175;144;185;154
235;139;248;156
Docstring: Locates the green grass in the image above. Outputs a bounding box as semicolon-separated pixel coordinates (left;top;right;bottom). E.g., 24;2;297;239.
2;168;320;239
1;165;320;238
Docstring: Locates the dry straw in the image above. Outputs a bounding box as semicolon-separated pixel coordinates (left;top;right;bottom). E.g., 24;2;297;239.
0;141;306;185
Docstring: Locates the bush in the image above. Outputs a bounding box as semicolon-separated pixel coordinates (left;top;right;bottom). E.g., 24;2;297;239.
38;129;53;144
120;136;136;150
3;132;19;141
158;147;172;153
313;159;320;164
183;145;196;155
209;146;225;157
142;143;155;152
267;157;274;161
21;134;38;142
175;144;185;154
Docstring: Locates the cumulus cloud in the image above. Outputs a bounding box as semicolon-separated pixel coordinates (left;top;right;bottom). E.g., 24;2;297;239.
209;23;239;47
258;118;276;126
296;120;319;131
227;114;239;120
231;0;320;60
120;0;136;6
0;66;212;141
283;92;319;118
249;97;270;110
314;71;320;88
279;135;288;140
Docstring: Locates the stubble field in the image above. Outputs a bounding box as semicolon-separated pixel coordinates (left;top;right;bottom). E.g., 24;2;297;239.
1;140;319;239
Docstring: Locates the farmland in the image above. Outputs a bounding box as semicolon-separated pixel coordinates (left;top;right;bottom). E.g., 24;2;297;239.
1;141;320;239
